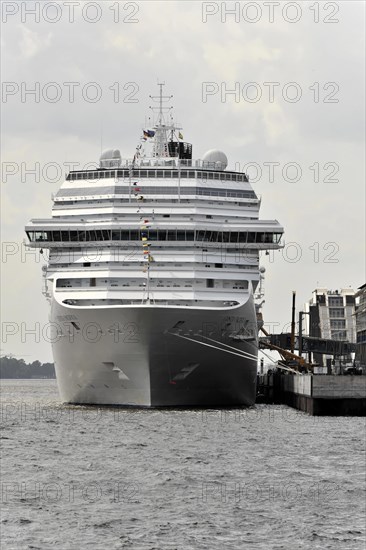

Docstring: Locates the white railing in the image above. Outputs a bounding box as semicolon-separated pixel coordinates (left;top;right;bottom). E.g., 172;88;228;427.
99;157;244;172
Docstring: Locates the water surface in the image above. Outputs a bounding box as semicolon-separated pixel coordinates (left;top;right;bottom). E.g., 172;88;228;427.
1;380;365;549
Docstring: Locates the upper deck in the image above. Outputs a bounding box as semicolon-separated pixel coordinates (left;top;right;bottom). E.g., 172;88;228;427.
66;160;249;184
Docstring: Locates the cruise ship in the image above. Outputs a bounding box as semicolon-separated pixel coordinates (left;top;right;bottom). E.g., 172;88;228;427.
26;84;284;407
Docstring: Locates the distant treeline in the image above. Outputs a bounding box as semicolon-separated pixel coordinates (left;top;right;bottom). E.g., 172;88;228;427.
0;356;56;379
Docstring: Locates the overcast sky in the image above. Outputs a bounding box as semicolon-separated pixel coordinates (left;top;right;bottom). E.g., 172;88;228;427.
1;0;365;362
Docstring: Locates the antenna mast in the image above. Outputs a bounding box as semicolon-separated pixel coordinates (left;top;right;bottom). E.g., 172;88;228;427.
149;82;179;158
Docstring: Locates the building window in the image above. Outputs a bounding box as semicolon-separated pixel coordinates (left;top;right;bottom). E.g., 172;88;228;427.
330;320;346;329
331;330;347;340
328;296;343;307
329;308;345;318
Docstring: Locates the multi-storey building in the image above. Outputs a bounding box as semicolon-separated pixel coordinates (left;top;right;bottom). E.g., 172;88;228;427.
306;288;356;367
355;283;366;367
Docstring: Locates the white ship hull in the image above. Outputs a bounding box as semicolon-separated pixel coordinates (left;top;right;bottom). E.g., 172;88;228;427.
51;297;258;407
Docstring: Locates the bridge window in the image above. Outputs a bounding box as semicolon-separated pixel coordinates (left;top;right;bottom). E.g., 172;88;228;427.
27;228;281;245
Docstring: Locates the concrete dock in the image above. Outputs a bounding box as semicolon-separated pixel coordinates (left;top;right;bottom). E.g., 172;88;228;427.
257;373;366;416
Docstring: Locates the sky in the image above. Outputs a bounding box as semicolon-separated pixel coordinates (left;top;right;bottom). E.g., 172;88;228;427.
1;0;365;362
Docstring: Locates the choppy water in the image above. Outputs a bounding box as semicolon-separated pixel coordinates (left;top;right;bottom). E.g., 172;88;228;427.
1;380;365;550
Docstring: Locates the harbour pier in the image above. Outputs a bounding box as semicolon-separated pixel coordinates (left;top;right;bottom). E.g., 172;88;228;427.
257;372;366;416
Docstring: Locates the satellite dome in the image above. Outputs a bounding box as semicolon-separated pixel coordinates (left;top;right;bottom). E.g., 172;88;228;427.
99;148;121;168
202;149;228;170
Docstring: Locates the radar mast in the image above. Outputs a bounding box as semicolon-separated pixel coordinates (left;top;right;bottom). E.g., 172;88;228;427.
149;82;181;158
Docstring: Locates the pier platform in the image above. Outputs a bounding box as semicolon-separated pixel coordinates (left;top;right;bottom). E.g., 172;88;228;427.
256;374;366;416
